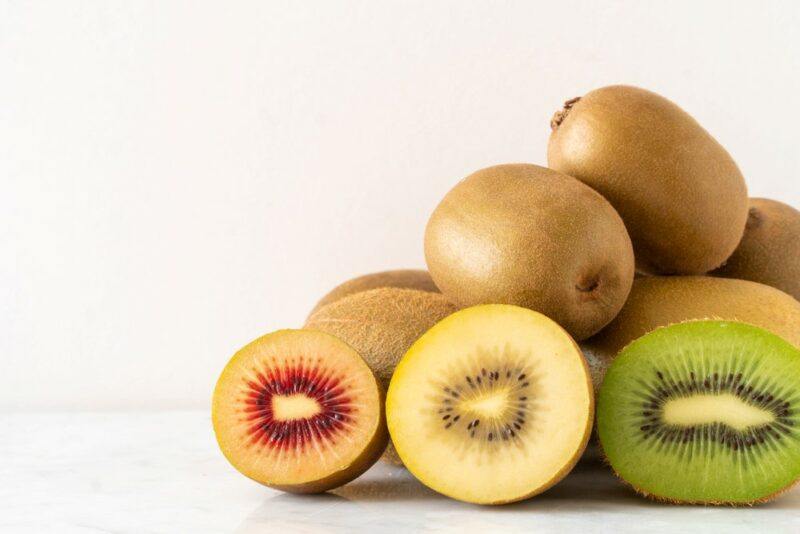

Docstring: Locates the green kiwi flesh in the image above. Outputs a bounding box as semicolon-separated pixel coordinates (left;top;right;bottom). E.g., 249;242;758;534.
598;321;800;504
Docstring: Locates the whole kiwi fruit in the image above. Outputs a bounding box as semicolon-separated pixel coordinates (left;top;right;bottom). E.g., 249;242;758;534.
308;269;439;317
583;276;800;387
712;198;800;300
424;163;634;341
305;287;458;465
548;85;749;275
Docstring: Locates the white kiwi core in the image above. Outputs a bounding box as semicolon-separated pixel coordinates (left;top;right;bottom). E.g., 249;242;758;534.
663;394;774;431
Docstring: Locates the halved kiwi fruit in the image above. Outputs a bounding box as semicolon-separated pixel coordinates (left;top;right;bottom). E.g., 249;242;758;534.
598;321;800;504
387;304;593;504
712;198;800;300
212;329;388;493
308;269;439;317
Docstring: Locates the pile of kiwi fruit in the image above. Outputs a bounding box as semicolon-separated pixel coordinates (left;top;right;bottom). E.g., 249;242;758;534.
212;85;800;506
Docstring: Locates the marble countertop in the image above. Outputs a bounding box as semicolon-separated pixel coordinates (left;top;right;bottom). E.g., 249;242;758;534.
3;410;799;533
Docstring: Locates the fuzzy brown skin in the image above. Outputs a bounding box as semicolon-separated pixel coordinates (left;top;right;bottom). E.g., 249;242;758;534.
712;198;800;300
583;276;800;386
305;288;458;466
548;85;749;275
424;163;635;341
308;269;439;318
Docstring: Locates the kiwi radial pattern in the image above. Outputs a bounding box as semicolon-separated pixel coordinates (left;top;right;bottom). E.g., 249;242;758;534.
212;329;388;493
387;304;594;504
598;321;800;504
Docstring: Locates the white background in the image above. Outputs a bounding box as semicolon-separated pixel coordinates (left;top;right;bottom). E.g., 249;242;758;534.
2;1;799;412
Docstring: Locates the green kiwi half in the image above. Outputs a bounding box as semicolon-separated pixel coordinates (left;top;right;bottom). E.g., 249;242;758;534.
598;321;800;504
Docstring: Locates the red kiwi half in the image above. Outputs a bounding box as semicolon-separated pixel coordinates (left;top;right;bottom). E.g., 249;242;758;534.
212;329;388;493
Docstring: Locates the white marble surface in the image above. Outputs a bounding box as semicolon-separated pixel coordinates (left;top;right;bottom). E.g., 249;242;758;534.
3;411;799;533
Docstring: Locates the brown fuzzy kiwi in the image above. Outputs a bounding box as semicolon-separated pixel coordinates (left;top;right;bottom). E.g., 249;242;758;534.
712;198;800;300
548;85;749;275
424;163;635;341
305;287;458;465
308;269;439;317
583;276;800;388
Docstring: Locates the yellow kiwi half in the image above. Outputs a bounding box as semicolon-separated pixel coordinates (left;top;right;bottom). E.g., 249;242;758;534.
548;85;748;275
424;163;635;341
387;304;593;504
308;269;439;317
712;198;800;300
305;287;458;465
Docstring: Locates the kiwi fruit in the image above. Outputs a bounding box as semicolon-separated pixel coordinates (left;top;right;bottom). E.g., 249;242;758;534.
424;163;634;341
387;304;593;504
584;276;800;381
305;287;458;465
598;320;800;504
212;329;388;493
712;198;800;300
308;269;439;317
548;85;749;275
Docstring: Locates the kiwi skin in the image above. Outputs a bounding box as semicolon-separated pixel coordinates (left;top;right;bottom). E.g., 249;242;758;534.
548;85;749;275
712;198;800;300
308;269;439;318
583;276;800;388
305;287;458;465
425;163;635;341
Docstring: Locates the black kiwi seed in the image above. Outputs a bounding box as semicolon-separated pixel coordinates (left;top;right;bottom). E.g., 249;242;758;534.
435;362;534;444
635;365;797;453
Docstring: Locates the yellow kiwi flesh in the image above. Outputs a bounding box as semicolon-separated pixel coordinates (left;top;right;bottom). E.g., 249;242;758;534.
712;198;800;300
583;276;800;387
387;304;593;504
308;269;439;317
548;85;748;275
305;287;458;464
424;163;634;341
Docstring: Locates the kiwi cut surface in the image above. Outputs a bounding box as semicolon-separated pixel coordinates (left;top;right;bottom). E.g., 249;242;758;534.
308;269;439;317
387;304;593;504
425;163;634;340
212;329;388;493
597;321;800;504
712;198;800;300
305;287;458;465
548;85;748;275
